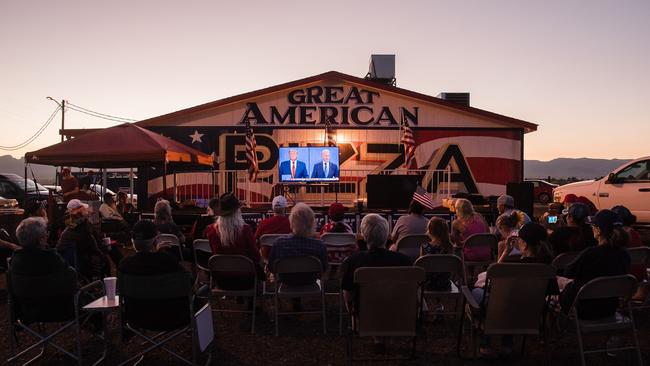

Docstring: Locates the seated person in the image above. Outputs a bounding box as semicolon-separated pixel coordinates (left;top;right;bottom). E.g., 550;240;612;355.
207;193;265;289
60;167;79;202
496;194;531;225
451;198;490;261
391;199;429;245
255;195;292;260
190;197;218;240
57;199;121;281
320;202;353;236
495;212;523;259
549;202;596;255
154;199;186;243
341;214;412;313
118;220;189;329
421;217;454;291
497;222;554;264
9;217;77;319
267;203;328;286
560;209;631;319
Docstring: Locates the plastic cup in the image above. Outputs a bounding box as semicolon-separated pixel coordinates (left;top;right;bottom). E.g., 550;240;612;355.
104;277;117;300
102;237;111;247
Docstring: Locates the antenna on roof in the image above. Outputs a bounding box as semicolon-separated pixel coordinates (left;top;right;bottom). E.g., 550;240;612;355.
365;54;396;86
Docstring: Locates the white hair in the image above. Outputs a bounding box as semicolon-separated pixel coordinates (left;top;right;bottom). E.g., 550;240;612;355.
217;208;245;247
16;217;48;249
454;198;475;220
289;203;315;238
154;199;173;224
360;214;389;249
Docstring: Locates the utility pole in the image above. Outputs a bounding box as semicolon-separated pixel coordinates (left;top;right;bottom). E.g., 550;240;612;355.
61;99;65;142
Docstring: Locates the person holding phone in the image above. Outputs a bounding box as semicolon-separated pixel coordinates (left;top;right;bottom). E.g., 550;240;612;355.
548;202;596;255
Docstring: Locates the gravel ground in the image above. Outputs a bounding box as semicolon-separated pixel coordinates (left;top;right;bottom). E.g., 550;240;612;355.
1;283;649;366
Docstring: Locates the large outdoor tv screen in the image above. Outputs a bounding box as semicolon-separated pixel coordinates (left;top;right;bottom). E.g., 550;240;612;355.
278;146;340;182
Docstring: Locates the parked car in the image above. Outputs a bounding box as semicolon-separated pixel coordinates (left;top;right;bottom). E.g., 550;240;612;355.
525;179;558;204
0;174;50;206
553;156;650;224
44;184;137;207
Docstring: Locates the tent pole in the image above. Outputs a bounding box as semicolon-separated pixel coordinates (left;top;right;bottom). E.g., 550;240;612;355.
102;169;107;199
129;168;134;205
173;172;177;203
163;163;168;201
24;162;28;205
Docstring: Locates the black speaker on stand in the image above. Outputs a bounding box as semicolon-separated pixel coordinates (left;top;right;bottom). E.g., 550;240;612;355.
506;182;534;220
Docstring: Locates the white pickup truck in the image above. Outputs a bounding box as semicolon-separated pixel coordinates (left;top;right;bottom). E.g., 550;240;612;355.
553;156;650;224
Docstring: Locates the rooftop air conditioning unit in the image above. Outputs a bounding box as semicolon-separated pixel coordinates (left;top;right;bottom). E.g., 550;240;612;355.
365;54;396;86
437;92;470;107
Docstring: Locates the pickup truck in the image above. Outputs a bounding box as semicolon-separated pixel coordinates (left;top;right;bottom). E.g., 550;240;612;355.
553;157;650;224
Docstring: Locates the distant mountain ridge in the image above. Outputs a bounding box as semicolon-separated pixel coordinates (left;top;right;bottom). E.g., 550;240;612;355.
524;158;632;180
0;155;635;182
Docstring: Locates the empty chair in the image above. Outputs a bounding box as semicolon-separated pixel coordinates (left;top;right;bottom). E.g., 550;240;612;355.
347;266;425;361
395;234;429;261
414;254;466;354
118;271;213;365
208;254;259;334
193;239;212;285
569;275;643;366
321;232;358;265
551;251;580;275
272;256;326;336
460;263;556;358
157;233;184;261
462;233;497;280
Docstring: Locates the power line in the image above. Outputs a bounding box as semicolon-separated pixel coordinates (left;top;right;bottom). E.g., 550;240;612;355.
66;101;137;122
0;106;61;151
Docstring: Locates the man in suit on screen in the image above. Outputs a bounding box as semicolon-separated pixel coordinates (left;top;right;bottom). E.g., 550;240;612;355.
311;149;339;179
279;149;309;180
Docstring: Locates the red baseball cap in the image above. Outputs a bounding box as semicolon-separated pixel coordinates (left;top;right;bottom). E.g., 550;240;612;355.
328;202;346;217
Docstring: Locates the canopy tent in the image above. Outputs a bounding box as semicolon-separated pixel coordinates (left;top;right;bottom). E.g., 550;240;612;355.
25;123;213;168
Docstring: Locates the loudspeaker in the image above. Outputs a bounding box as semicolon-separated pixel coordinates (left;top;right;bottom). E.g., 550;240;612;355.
506;182;534;219
366;174;423;209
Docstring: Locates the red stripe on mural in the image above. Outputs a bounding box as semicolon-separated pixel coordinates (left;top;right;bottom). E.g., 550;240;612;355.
414;129;521;144
467;157;521;185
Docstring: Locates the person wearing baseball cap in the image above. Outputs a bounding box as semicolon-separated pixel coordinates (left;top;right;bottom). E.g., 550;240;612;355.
320;202;353;236
560;209;631;320
254;195;292;259
549;202;597;255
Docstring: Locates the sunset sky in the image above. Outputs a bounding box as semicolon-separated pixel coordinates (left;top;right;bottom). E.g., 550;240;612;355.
1;0;648;161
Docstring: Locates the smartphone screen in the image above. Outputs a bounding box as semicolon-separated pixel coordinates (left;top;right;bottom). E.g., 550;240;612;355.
547;215;558;224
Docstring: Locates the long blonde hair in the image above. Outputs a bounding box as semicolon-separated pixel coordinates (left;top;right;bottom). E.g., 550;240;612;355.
216;208;244;247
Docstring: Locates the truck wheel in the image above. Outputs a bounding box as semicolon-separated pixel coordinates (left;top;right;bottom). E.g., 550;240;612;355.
538;193;550;204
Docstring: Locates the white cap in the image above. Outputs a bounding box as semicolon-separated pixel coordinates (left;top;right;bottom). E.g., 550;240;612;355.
271;195;287;209
66;199;89;210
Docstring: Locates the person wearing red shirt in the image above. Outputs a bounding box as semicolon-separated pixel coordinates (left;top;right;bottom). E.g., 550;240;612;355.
207;193;264;290
254;195;291;259
320;202;353;236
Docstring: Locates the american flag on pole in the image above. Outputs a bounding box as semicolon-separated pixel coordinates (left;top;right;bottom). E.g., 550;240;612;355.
324;116;336;147
244;115;259;181
400;111;415;169
412;185;435;209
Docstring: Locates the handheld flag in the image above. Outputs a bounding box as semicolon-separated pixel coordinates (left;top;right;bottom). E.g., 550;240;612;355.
413;185;435;210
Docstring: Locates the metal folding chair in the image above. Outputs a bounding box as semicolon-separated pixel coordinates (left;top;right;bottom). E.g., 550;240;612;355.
627;247;650;310
551;251;580;275
395;234;429;261
460;263;556;358
118;271;212;366
272;256;326;336
414;254;466;355
570;275;643;366
321;232;357;265
347;266;426;362
259;234;288;254
462;233;497;281
193;239;212;285
6;267;101;365
157;233;184;261
208;254;259;334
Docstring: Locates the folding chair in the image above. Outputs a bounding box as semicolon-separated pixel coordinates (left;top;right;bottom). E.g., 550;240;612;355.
259;234;288;255
118;271;212;366
462;233;497;281
208;255;259;334
414;254;466;355
551;251;580;275
570;275;643;366
6;267;101;365
395;234;429;261
272;256;326;336
460;263;556;358
193;239;212;285
627;247;650;310
157;233;184;261
347;266;426;362
321;232;357;265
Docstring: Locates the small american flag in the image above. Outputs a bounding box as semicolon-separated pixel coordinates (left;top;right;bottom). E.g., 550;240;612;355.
400;112;415;169
413;185;435;210
325;116;336;147
243;112;259;181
